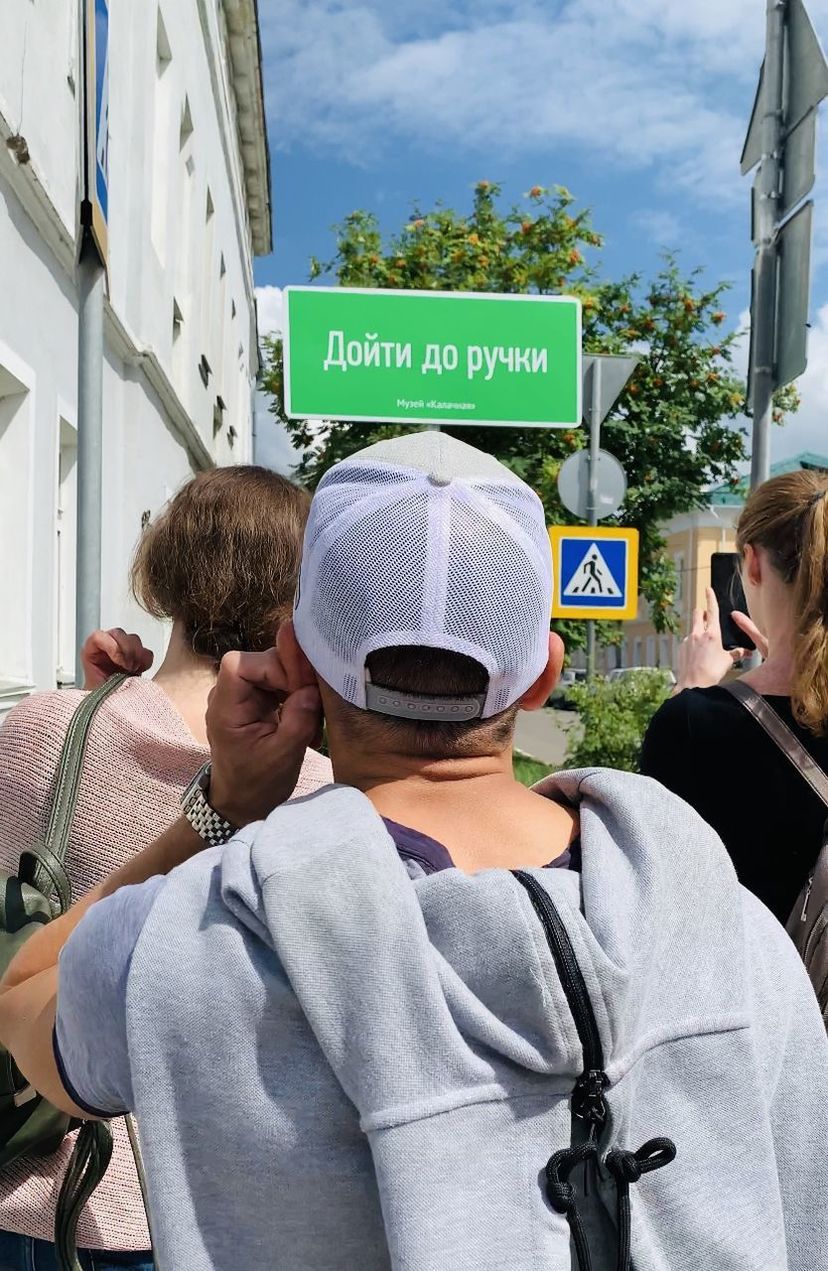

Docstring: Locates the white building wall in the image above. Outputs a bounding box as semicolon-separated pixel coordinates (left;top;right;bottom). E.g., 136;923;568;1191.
0;0;270;713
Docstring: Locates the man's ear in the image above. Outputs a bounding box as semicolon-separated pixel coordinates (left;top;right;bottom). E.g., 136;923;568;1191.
276;619;320;690
519;633;565;713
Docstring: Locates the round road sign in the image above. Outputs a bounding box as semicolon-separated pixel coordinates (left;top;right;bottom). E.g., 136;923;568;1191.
557;449;627;521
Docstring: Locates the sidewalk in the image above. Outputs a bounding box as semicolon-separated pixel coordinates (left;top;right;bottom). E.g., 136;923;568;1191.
514;708;580;767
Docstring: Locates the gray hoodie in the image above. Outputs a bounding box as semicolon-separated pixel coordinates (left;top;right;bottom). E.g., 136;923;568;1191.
120;770;828;1269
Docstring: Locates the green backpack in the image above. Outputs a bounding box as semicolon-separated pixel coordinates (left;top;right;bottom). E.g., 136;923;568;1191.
0;674;150;1270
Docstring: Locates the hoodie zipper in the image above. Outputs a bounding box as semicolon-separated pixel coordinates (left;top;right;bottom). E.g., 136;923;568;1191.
513;869;609;1139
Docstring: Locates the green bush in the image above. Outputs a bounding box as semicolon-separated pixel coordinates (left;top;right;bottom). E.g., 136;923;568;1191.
513;752;555;786
564;671;671;772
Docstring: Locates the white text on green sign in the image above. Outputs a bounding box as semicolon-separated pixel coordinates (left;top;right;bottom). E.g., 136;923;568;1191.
283;287;581;428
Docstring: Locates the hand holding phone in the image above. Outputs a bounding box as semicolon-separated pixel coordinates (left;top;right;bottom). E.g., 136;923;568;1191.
710;553;756;652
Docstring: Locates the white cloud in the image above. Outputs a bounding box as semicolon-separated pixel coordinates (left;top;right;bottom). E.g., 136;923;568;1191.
253;388;301;474
729;302;828;464
258;0;818;201
255;285;284;339
631;209;682;247
774;303;828;461
730;308;751;380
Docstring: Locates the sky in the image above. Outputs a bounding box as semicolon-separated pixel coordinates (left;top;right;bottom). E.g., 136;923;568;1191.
251;0;828;474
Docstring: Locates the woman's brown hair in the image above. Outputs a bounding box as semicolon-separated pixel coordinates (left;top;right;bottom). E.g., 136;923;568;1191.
736;469;828;734
132;466;310;661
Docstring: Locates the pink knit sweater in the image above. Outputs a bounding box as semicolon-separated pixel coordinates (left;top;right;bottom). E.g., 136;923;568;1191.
0;677;332;1250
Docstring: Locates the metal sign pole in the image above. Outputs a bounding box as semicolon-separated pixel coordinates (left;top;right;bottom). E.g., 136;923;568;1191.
75;239;105;686
585;359;602;681
74;0;109;685
750;0;787;491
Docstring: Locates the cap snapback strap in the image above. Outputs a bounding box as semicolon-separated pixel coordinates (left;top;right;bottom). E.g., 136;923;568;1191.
364;678;486;722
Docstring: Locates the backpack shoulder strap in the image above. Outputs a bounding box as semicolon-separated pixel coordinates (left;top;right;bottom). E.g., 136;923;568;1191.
725;679;828;809
21;674;128;912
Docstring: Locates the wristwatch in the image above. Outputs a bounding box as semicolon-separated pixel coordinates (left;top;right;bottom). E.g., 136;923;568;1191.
181;762;238;846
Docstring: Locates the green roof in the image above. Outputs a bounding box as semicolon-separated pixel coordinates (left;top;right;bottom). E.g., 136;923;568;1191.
709;452;828;505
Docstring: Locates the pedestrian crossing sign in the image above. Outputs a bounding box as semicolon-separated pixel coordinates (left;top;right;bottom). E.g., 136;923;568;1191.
549;526;639;620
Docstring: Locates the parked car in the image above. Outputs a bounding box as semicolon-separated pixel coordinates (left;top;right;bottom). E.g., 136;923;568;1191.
607;666;676;687
547;668;587;710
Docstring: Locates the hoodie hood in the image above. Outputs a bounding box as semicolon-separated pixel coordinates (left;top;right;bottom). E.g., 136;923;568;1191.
221;770;749;1104
214;771;778;1270
127;768;828;1271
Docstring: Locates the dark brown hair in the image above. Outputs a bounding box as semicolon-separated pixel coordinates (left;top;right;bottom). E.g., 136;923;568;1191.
736;469;828;734
329;645;519;759
132;466;310;661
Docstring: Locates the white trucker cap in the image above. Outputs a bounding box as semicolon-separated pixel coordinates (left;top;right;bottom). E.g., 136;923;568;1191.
293;431;553;721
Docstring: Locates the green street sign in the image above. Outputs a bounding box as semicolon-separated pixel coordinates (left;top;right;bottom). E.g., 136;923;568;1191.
283;286;581;428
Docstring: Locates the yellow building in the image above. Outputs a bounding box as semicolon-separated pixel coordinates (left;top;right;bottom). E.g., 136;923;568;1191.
598;452;828;674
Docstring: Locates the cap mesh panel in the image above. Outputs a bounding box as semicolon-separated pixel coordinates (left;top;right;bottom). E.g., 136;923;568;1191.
442;496;548;674
294;444;552;716
308;487;428;663
475;481;548;543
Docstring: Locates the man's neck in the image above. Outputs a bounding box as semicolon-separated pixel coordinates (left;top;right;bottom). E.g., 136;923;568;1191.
331;746;577;873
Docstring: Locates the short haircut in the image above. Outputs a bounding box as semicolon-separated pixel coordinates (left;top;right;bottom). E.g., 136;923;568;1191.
132;466;310;661
328;645;520;758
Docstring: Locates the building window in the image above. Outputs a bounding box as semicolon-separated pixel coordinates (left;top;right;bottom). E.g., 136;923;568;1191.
179;95;194;149
150;9;173;262
659;635;671;669
0;358;33;687
674;552;685;607
201;189;215;365
633;638;642;667
216;254;227;399
170;92;196;385
645;636;656;667
56;419;77;686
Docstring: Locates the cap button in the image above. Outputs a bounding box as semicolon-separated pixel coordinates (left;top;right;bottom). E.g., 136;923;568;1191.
427;473;451;488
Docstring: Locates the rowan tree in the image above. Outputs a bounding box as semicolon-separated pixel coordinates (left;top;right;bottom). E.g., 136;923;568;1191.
261;182;797;646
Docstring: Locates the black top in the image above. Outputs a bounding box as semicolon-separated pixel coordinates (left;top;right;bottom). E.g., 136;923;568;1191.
640;686;828;923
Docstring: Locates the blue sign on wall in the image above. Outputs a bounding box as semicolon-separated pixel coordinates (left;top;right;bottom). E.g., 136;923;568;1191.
83;0;109;265
94;0;109;224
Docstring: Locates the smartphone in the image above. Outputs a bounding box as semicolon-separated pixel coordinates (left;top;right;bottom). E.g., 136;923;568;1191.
710;553;755;652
